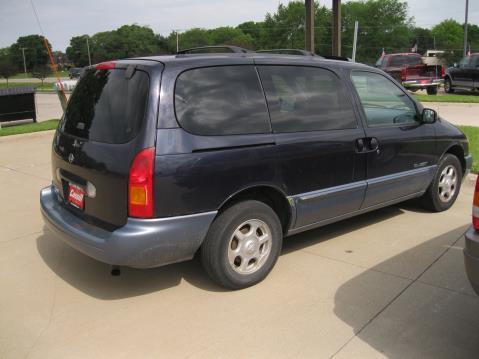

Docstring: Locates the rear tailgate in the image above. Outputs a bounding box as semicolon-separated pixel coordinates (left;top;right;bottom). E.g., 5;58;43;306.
404;64;443;81
52;62;159;228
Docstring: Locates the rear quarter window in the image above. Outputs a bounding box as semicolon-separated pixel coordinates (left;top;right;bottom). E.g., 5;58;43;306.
61;68;149;144
174;66;271;136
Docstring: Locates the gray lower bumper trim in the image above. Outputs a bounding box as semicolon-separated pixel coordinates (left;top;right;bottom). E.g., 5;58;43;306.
40;185;217;268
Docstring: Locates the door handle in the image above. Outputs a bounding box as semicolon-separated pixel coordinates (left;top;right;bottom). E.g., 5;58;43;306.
355;137;380;154
368;137;379;151
355;138;365;153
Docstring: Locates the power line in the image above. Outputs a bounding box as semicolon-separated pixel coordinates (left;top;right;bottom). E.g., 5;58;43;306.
29;0;45;36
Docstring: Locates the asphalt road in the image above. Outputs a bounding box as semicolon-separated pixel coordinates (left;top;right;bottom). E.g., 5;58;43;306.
0;131;478;358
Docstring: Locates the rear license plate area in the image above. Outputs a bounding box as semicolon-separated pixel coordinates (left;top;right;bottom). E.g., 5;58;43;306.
68;183;85;210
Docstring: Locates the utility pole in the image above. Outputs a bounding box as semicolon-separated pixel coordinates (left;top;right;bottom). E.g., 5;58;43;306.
352;21;359;62
332;0;342;56
21;47;27;74
464;0;469;57
305;0;314;52
176;30;180;53
86;37;92;66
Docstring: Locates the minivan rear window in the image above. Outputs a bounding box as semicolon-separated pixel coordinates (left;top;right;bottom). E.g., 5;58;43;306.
61;68;149;144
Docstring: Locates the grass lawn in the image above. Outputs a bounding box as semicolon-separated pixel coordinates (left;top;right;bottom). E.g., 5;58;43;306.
414;94;479;103
458;126;479;173
10;70;68;79
0;82;55;92
0;119;59;137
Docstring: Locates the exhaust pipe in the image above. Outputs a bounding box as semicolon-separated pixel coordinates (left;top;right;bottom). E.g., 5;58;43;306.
110;265;121;276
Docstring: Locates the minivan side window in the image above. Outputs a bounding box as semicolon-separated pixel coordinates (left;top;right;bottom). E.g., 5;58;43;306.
258;66;357;133
351;71;418;127
174;66;270;136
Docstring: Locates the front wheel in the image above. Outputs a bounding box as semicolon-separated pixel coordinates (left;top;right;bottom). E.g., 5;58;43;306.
201;200;283;289
444;78;454;93
421;154;462;212
426;86;438;95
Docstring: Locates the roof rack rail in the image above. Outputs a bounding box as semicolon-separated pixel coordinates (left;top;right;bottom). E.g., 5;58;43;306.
255;49;318;57
177;45;252;54
322;55;350;62
256;49;350;61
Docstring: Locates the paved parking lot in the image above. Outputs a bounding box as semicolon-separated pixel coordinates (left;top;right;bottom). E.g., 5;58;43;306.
1;131;479;358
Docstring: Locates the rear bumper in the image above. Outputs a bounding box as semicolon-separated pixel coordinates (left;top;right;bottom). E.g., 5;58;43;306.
464;226;479;295
402;79;444;88
40;185;217;268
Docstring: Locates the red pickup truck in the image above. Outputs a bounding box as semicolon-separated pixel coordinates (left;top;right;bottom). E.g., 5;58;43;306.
376;53;444;95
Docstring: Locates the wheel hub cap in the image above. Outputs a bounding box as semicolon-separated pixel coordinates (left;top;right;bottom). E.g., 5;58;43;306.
227;219;272;275
438;165;457;203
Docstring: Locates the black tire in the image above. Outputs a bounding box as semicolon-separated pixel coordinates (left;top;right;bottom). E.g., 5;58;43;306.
201;200;283;290
444;77;454;93
426;86;438;95
421;154;462;212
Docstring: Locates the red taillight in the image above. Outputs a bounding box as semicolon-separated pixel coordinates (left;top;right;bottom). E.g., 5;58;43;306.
128;147;155;218
95;61;116;70
441;65;445;78
473;176;479;231
400;68;407;82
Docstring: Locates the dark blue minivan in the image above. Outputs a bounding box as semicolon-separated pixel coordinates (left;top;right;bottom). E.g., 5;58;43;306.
41;53;471;289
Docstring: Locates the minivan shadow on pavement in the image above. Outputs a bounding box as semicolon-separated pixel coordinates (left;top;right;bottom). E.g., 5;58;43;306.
37;204;406;300
36;228;227;299
333;224;479;358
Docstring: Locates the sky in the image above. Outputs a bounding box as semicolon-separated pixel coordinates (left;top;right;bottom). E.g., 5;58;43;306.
0;0;478;52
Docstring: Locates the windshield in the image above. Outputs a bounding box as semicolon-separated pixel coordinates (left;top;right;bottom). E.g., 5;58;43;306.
61;68;149;144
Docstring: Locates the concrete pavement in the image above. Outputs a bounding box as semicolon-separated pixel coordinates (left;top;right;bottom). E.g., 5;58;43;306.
427;102;479;127
0;130;478;358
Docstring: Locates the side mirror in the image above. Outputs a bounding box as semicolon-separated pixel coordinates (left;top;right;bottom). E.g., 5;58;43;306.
422;108;437;124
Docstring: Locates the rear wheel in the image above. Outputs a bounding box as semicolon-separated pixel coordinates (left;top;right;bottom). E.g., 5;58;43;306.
201;200;282;289
426;86;438;95
444;77;454;93
421;154;462;212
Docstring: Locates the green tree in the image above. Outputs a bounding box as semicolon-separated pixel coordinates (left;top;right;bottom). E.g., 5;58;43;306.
208;27;255;49
262;1;308;50
237;21;265;48
66;35;91;67
468;24;479;51
172;28;211;52
432;19;463;50
10;35;51;71
342;0;413;64
115;24;161;57
412;27;434;54
67;25;162;65
31;64;51;87
432;19;464;65
0;50;18;86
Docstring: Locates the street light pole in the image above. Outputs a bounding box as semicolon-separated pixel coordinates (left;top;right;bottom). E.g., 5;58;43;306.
21;47;27;74
464;0;469;57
